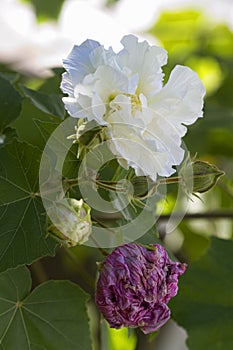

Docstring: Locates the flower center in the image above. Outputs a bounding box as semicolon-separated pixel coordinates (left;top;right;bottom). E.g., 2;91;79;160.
125;93;142;116
108;93;142;117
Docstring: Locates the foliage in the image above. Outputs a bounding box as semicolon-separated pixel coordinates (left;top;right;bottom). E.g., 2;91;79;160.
0;266;91;350
0;5;232;350
24;0;65;21
170;237;233;350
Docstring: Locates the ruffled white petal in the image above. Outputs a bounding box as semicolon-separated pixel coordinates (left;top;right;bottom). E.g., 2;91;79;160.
63;39;100;85
63;94;93;120
107;102;177;180
117;35;168;98
93;65;137;102
91;93;106;125
150;65;205;136
60;72;74;96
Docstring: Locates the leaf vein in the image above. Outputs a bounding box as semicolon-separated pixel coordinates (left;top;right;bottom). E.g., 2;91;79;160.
22;306;76;345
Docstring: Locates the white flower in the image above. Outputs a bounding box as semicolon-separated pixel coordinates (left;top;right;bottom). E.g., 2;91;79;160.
61;35;205;181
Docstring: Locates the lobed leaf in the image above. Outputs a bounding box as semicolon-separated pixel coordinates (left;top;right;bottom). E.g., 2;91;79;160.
0;266;91;350
0;140;57;272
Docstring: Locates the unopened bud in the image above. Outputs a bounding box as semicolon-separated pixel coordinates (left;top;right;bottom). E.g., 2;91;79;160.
131;176;157;199
68;120;105;157
181;158;224;194
48;198;92;246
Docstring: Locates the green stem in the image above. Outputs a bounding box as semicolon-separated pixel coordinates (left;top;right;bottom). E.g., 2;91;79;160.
63;246;96;290
29;260;48;285
158;176;182;185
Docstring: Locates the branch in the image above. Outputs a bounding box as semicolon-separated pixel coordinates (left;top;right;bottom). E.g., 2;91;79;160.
157;211;233;221
92;210;233;222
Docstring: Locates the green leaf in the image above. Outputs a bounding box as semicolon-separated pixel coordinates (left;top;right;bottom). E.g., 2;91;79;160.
0;266;91;350
34;119;60;142
34;119;80;180
180;223;210;262
0;127;17;148
170;237;233;350
150;10;206;59
21;85;65;119
25;0;65;21
39;68;65;95
0;140;56;272
12;98;60;149
0;76;23;131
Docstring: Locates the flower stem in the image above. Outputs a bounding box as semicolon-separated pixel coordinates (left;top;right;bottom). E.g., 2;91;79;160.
63;246;96;290
158;176;182;185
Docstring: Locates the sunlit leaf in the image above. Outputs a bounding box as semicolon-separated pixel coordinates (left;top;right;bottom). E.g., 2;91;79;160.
25;0;65;21
0;140;56;272
150;10;207;58
0;266;91;350
170;237;233;350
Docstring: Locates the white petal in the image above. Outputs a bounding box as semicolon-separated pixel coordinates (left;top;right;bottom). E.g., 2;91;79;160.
63;39;100;85
89;45;117;69
92;93;107;125
62;97;83;118
150;65;206;132
94;65;137;102
62;94;93;120
61;72;74;96
107;109;177;180
117;34;168;98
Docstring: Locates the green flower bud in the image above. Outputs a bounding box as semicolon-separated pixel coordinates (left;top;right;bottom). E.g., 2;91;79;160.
48;198;92;246
130;176;157;199
68;120;105;158
181;158;225;194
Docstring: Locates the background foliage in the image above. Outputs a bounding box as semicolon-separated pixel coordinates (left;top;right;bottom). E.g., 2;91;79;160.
0;1;233;349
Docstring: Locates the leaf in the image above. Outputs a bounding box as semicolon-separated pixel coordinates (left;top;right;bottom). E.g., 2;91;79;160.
180;222;210;262
170;237;233;350
28;0;65;21
0;140;56;272
39;68;65;95
0;127;17;148
34;119;60;143
150;10;206;60
34;118;80;183
21;85;65;119
0;266;91;350
0;76;22;131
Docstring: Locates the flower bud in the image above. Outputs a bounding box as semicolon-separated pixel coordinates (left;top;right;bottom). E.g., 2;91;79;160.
95;243;187;334
181;158;224;194
68;120;105;158
130;176;157;199
48;198;92;246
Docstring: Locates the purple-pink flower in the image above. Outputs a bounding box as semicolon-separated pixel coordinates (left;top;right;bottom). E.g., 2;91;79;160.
95;243;187;334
